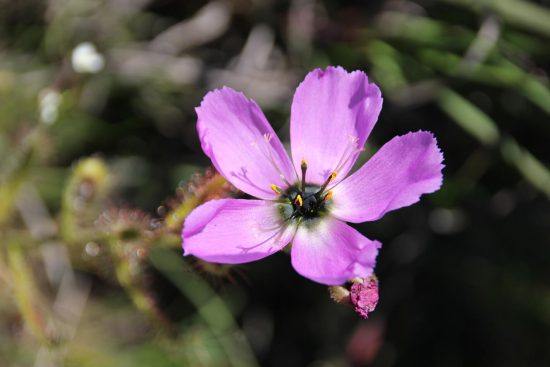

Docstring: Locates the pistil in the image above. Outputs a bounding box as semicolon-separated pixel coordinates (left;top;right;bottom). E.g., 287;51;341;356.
300;159;307;193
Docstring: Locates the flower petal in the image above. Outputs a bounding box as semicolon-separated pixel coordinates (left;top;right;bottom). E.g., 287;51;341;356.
183;199;295;264
290;218;381;285
331;131;444;223
197;87;296;199
290;66;382;185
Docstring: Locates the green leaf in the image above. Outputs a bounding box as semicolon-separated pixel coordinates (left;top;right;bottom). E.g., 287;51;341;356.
437;88;500;146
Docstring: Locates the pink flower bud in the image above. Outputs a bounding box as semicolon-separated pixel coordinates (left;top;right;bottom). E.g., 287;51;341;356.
350;276;379;319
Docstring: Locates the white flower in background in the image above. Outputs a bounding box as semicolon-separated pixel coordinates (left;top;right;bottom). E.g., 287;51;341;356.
39;89;62;124
71;42;105;74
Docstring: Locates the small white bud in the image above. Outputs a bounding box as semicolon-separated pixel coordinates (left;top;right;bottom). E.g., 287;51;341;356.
71;42;105;74
39;89;62;124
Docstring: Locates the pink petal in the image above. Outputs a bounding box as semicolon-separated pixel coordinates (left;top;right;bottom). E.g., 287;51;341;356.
331;131;444;223
197;87;296;200
290;218;381;285
290;66;382;185
183;199;295;264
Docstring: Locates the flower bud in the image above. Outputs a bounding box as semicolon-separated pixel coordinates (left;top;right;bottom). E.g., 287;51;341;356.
350;275;379;319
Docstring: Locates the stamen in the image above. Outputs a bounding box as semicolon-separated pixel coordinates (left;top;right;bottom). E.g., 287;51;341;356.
294;194;303;207
323;191;333;202
317;171;337;194
300;159;307;192
270;184;282;195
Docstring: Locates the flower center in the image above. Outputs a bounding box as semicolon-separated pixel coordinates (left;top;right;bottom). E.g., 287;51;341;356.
287;185;326;219
273;160;336;222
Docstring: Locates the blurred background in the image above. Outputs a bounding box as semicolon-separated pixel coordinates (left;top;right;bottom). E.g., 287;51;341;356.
1;0;549;366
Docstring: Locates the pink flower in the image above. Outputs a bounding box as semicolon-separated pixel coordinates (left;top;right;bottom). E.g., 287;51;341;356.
182;66;443;285
350;277;379;319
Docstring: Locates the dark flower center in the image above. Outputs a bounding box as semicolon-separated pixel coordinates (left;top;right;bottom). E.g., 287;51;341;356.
286;185;327;219
274;161;336;222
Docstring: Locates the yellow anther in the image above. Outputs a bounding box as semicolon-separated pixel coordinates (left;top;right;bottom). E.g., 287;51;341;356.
323;191;333;202
330;171;337;180
270;184;282;194
301;159;307;168
294;194;303;207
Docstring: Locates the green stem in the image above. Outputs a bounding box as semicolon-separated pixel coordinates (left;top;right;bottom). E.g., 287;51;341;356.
149;248;259;367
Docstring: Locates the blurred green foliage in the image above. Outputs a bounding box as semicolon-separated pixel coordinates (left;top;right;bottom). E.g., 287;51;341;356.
0;0;549;366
